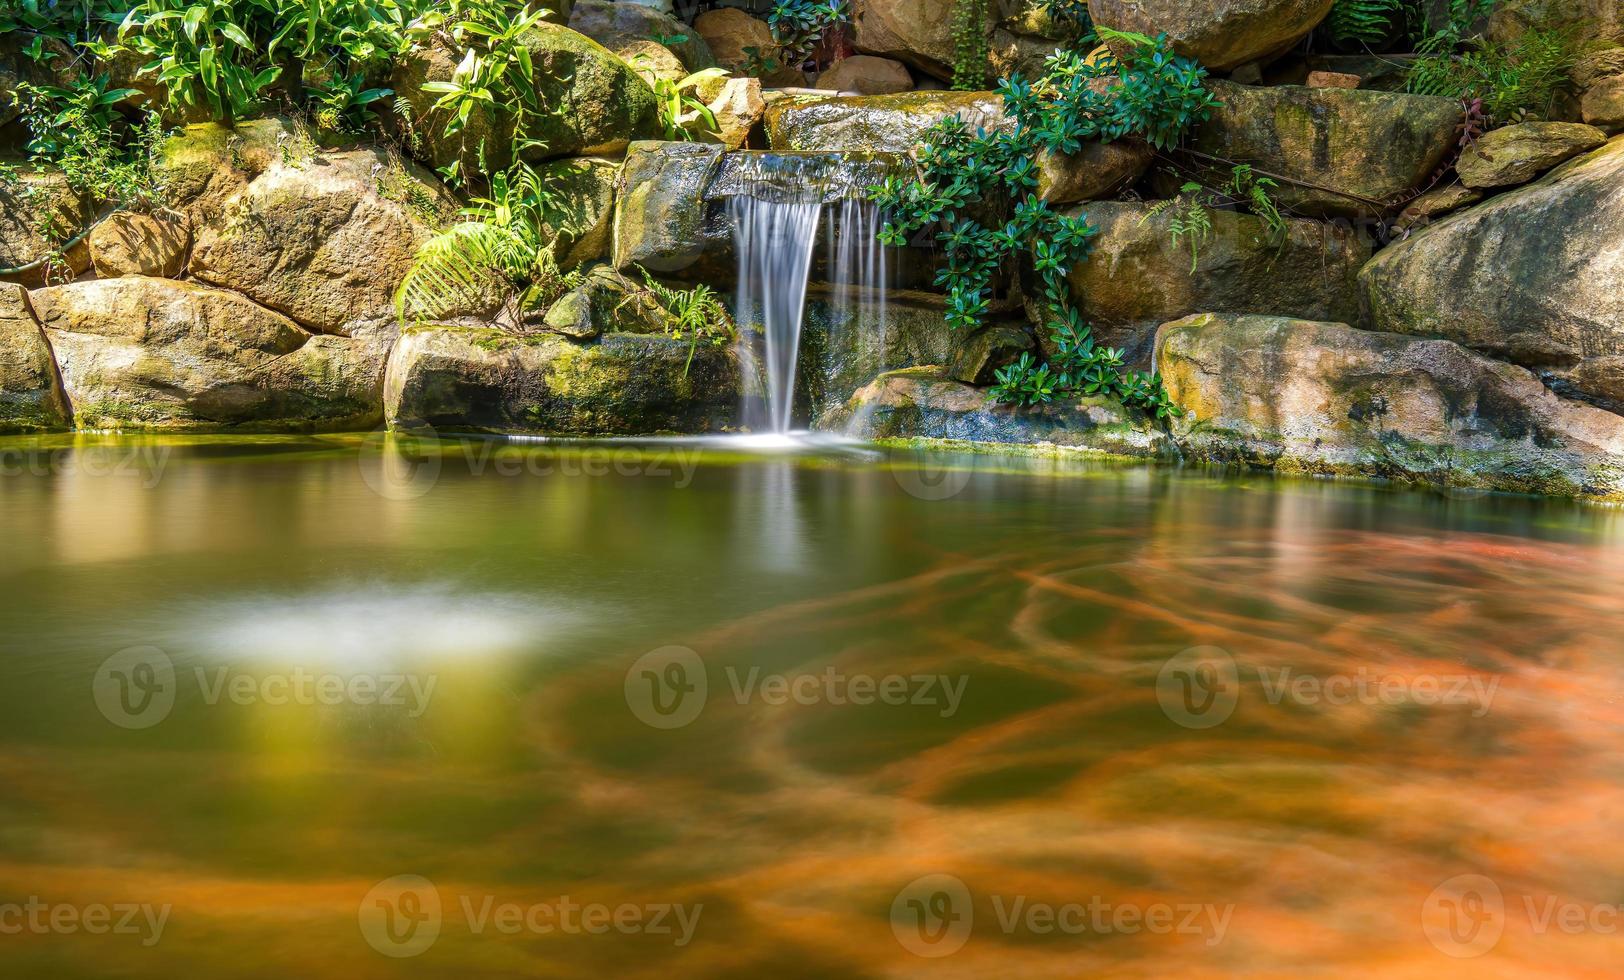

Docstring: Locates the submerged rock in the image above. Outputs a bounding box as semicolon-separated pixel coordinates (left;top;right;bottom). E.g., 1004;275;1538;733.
1456;122;1609;189
32;277;384;431
836;367;1168;457
1066;201;1370;363
188;149;458;335
1090;0;1334;72
0;283;70;432
1187;81;1461;217
1360;137;1624;408
393;23;662;175
384;327;740;434
1156;313;1624;498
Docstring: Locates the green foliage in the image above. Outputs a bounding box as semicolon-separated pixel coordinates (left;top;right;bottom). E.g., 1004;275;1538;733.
1030;0;1092;39
396;162;581;327
636;270;734;376
1143;165;1284;272
1407;24;1576;123
868;30;1215;416
951;0;990;92
647;67;729;141
746;0;847;76
1326;0;1407;46
10;74;165;210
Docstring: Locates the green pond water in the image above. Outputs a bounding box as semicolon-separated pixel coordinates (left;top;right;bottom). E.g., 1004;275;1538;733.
1;433;1622;977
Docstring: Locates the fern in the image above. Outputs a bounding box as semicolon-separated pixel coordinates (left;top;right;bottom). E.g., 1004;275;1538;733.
1327;0;1407;46
636;270;733;376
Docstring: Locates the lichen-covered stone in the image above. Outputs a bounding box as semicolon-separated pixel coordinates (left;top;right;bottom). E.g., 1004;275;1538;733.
947;323;1037;385
393;23;662;175
1037;141;1152;204
87;211;191;279
188;149;458;335
1188;81;1460;217
802;298;958;424
536;157;621;267
1360;137;1624;408
152;118;299;228
835;366;1167;457
1090;0;1334;71
540;265;668;340
852;0;995;82
1156;313;1624;498
765;91;1006;152
0;170;94;287
0;283;70;432
1066;201;1371;362
612;141;727;273
31;277;384;431
1456;122;1609;189
384;327;740;434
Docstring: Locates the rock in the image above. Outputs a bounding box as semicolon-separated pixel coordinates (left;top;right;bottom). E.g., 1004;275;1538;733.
947;324;1036;385
87;211;191;279
1456;122;1609;189
1306;70;1360;88
535;157;621;267
693;8;800;84
989;27;1066;81
1488;0;1622;46
1282;54;1419;92
540;265;668;339
1360;137;1624;408
152;118;300;228
0;170;93;287
0;283;70;432
1392;183;1481;233
567;0;716;72
803;297;958;423
816;55;915;95
613;141;727;273
393;23;662;175
0;35;79;130
1090;0;1334;72
617;39;689;85
1037;141;1152;204
1156;313;1624;498
765;91;1007;152
1585;75;1624;131
384;327;741;434
31;277;384;431
836;366;1167;457
696;76;765;150
852;0;994;83
1187;81;1461;218
1066;201;1370;362
188;148;458;335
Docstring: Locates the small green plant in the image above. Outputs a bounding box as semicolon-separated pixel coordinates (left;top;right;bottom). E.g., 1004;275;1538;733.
635;270;734;376
1142;164;1284;271
396;163;582;327
746;0;848;76
951;0;990;91
1326;0;1408;46
648;67;729;141
1030;0;1092;39
1407;23;1576;124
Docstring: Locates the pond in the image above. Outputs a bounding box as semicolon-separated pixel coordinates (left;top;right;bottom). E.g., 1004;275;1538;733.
0;433;1621;976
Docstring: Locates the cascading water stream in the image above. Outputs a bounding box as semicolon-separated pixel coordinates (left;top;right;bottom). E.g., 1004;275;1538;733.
723;155;891;436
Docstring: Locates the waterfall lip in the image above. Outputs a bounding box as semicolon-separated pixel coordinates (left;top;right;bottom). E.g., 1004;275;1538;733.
710;151;909;206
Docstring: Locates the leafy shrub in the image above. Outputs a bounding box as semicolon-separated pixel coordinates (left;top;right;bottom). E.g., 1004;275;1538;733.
747;0;848;76
648;67;730;141
1030;0;1092;40
868;30;1216;416
1407;23;1577;123
951;0;990;91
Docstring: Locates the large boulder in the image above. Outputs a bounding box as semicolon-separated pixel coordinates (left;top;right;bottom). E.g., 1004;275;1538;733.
536;157;621;267
393;23;662;175
1360;137;1624;409
87;211;191;279
1066;201;1371;361
1456;121;1609;189
693;8;802;85
803;298;961;424
384;327;741;434
31;277;384;431
612;141;727;273
852;0;995;83
1090;0;1334;72
815;55;915;95
1156;313;1624;498
1577;48;1624;132
567;0;716;72
1186;81;1461;218
188;149;458;335
0;170;94;287
0;283;70;432
834;366;1168;457
152;118;300;229
765;91;1005;152
1488;0;1623;45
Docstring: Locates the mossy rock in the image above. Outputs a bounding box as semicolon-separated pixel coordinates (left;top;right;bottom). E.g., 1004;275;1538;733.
0;283;70;432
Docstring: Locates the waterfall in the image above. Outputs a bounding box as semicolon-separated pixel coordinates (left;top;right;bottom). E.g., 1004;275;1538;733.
724;154;892;436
